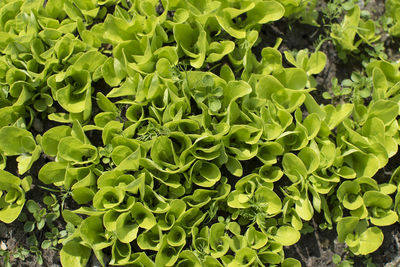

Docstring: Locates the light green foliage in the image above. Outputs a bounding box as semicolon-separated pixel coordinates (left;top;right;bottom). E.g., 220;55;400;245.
332;254;354;267
323;72;373;103
0;171;30;223
386;0;400;36
315;0;381;62
17;193;68;263
337;217;384;255
0;0;399;266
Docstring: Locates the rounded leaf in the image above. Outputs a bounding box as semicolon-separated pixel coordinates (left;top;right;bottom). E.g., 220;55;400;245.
116;212;139;243
0;126;36;155
191;160;221;187
282;258;301;267
167;225;186;247
354;227;384;255
274;226;300;246
42;126;72;156
60;241;91;267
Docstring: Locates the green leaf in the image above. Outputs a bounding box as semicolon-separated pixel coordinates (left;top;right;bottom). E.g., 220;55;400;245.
206;41;235;63
256;75;285;99
209;223;230;256
101;14;140;44
227;247;257;267
41;240;52;249
38;162;68;185
372;67;388;100
257;142;284;165
116;212;139;243
191;160;221;187
209;98;222;112
92;186;125;210
94;112;118;127
245;226;268;250
17;145;41;175
344;150;380;178
34;94;53;112
246;1;284;25
107;75;138;98
275;68;308;90
274;226;300;246
154;46;179;66
137;225;162;251
167;225;186;247
176;251;202;267
225;156;243;177
178;208;205;233
0;106;20;128
216;3;253;39
0;126;36;155
110;239;131;265
337;216;359;242
337;181;363;210
127;252;155;266
262;47;283;73
102;58;126;87
282;258;301;267
131;202;157;230
96;92;118;113
54;35;74;61
62;210;83;226
0;171;25;223
173;23;206;68
20;176;32;192
295;196;314;221
24;221;35;232
254;187;282;215
298;147;319;174
58;137;98;164
156;58;172;78
155;236;183;266
324;104;353;129
302;113;321;139
51;68;92;114
352;227;383;255
102;120;123;145
282;153;307;182
60;240;91;267
367;99;398;125
223;80;252;106
103;209;120;232
330;5;360;51
307;51;327;75
363;191;398;226
80;215;109;246
220;64;235;82
26;199;39;214
73;51;106;74
223;125;261;160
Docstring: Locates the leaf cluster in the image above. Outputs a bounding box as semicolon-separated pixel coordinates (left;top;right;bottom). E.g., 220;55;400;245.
0;0;400;267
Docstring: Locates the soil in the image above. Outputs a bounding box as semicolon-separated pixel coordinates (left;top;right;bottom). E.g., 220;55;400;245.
0;221;60;267
284;222;400;267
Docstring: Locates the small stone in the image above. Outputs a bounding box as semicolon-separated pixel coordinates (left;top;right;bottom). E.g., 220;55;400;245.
33;118;44;133
0;241;7;250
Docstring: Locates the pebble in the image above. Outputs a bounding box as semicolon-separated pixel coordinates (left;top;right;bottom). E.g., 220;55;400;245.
33;118;44;133
0;241;7;250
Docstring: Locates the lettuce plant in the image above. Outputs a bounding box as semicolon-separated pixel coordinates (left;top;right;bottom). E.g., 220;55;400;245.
330;4;379;54
1;1;400;266
0;171;31;223
385;0;400;37
0;126;41;174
